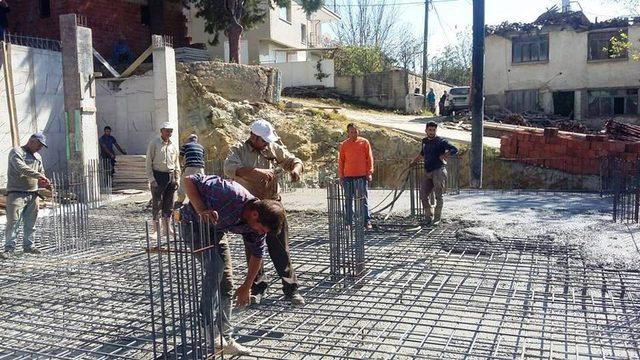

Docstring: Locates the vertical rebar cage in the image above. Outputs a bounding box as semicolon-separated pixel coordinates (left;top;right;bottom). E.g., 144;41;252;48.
37;158;113;253
146;218;226;359
327;179;366;279
603;156;640;223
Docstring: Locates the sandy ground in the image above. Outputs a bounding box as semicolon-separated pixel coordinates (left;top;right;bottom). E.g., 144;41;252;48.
283;97;502;148
282;189;640;271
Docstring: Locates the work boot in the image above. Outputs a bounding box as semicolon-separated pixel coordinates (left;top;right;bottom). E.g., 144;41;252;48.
23;247;41;255
222;338;252;356
286;292;306;306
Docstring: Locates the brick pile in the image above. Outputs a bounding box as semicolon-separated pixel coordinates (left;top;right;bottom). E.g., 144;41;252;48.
500;127;640;175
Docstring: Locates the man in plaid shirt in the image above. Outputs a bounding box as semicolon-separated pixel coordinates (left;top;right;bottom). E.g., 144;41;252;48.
181;174;286;356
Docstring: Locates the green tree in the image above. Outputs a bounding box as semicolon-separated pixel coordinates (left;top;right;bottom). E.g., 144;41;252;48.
428;30;472;85
331;46;390;76
190;0;323;63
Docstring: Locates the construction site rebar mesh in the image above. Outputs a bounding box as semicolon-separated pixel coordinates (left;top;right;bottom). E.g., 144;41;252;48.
1;197;639;359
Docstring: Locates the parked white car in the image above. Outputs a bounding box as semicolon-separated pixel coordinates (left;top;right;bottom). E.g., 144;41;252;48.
446;86;471;113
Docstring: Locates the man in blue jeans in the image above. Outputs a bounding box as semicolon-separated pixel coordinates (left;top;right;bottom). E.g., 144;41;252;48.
180;174;286;356
338;123;374;229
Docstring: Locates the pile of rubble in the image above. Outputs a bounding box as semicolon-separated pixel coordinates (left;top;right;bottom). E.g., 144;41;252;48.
604;119;640;142
489;109;588;133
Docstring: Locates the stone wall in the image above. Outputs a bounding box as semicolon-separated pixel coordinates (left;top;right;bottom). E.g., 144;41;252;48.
177;61;281;104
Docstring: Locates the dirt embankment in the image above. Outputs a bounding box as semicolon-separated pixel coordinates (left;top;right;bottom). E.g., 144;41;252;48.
176;69;419;186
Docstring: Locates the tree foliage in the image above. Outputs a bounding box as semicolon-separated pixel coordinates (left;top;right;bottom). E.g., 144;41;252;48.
331;0;400;54
428;29;472;86
190;0;323;63
389;31;422;72
331;46;390;76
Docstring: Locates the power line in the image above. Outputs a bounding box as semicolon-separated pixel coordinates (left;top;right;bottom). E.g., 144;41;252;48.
333;0;462;8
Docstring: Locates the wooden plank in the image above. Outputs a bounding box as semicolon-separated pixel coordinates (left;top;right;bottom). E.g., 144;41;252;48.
120;45;153;78
2;42;19;147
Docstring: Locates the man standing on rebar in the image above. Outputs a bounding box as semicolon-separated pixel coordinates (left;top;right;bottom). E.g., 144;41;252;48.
175;134;205;206
181;174;286;356
338;123;374;230
412;121;458;225
427;88;437;114
1;133;50;260
145;122;180;237
224;119;305;306
99;126;126;174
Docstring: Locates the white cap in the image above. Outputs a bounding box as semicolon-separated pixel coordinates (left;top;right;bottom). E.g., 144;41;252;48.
160;122;173;130
249;119;278;143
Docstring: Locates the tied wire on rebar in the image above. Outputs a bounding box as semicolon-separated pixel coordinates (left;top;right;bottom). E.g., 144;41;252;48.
146;216;228;359
327;179;366;280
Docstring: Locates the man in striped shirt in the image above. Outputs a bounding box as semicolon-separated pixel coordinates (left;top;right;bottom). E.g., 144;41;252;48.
176;134;205;205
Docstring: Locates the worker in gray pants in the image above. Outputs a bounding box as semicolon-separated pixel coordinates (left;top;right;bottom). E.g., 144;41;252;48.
2;133;51;260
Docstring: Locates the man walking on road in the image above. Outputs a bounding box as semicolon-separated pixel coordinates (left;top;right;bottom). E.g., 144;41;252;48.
2;133;51;260
412;121;458;225
176;134;205;205
338;123;374;229
224;119;305;306
427;88;437;114
146;122;180;237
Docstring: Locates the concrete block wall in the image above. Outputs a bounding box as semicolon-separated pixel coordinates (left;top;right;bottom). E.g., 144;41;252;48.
500;128;639;175
0;44;66;188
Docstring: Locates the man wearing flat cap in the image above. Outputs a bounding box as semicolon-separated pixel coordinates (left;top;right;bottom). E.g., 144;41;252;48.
2;132;51;259
224;119;305;305
146;122;181;236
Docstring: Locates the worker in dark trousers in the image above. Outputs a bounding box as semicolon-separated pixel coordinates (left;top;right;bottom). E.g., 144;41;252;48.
224;119;305;306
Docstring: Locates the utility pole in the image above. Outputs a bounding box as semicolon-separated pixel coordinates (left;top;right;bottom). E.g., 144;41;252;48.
421;0;429;108
470;0;485;188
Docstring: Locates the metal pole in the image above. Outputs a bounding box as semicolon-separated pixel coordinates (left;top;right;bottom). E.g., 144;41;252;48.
470;0;485;188
421;0;430;108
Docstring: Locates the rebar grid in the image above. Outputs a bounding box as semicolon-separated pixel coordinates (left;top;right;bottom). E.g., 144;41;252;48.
1;203;639;359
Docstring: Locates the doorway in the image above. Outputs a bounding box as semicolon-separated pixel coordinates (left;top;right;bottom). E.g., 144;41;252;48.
553;91;575;118
614;97;625;115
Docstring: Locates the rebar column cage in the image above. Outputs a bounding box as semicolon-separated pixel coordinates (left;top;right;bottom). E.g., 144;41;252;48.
604;156;640;223
38;159;113;253
327;179;366;279
408;155;460;219
146;218;227;359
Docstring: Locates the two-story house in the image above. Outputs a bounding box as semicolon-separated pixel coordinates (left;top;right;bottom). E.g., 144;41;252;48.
485;8;640;128
186;1;339;65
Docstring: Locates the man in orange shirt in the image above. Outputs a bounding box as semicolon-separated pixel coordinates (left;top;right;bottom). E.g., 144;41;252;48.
338;123;374;229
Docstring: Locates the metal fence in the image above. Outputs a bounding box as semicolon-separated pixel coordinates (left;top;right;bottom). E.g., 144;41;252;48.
327;179;366;279
600;156;640;223
146;218;226;359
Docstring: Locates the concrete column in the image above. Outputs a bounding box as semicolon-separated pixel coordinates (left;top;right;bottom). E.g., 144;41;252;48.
152;35;179;142
60;14;98;172
574;90;583;121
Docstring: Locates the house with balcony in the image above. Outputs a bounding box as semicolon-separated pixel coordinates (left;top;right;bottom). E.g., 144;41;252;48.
186;1;340;88
485;7;640;129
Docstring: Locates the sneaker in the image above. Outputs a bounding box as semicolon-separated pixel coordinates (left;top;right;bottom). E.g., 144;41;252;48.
286;293;306;306
365;221;373;230
222;338;252;356
203;325;227;350
23;247;41;255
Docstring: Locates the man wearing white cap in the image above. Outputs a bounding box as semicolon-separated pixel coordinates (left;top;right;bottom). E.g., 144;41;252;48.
176;133;205;205
224;119;305;305
145;122;181;236
2;132;51;259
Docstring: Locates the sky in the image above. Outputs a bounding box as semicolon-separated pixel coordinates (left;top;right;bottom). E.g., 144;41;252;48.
327;0;637;55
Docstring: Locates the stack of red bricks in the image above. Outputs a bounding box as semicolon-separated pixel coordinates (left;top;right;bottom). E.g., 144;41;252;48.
500;128;640;175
